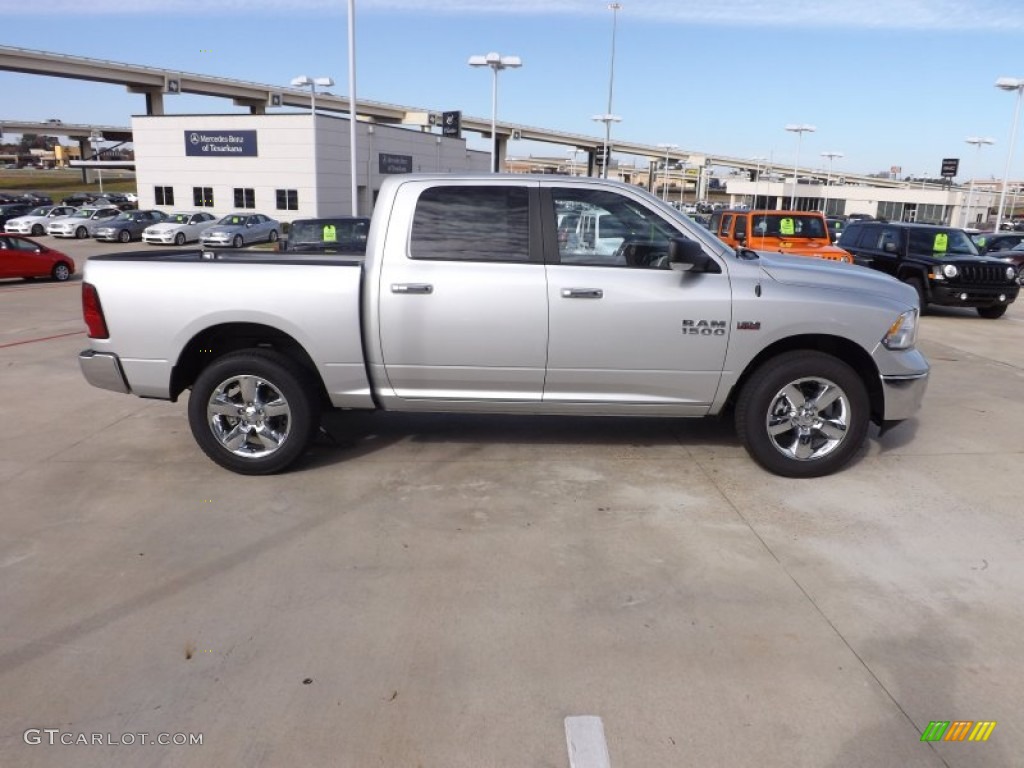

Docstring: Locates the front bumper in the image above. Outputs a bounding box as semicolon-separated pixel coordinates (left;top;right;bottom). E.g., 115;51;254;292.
927;281;1019;308
879;371;929;422
142;233;175;244
79;350;130;394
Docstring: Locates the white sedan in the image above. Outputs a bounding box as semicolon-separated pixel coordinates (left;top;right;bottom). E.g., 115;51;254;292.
142;211;218;245
4;205;78;236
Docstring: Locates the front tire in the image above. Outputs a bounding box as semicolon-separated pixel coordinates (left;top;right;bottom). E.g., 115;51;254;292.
51;262;71;282
977;305;1008;319
174;232;186;245
31;223;44;236
232;234;244;248
75;226;88;239
118;229;131;243
906;276;927;312
735;351;869;478
188;350;319;475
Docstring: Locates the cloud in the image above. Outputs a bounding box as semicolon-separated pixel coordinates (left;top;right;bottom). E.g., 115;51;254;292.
14;0;1024;30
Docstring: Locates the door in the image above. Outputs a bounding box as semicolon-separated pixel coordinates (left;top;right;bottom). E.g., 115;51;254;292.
542;186;731;411
377;182;549;402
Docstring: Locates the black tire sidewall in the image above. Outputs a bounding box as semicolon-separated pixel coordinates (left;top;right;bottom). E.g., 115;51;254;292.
233;235;243;248
119;229;131;243
977;305;1007;319
175;233;185;245
188;350;319;475
736;351;869;478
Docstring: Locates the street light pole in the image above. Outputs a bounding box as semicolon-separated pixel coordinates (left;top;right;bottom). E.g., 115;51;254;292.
602;2;622;180
994;77;1024;231
751;156;766;209
291;75;334;215
785;123;816;210
591;114;621;177
469;52;522;173
657;143;678;201
963;136;994;228
567;148;582;176
820;151;843;215
347;0;358;216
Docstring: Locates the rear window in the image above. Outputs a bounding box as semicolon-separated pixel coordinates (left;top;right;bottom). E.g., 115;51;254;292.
410;186;530;262
287;219;369;253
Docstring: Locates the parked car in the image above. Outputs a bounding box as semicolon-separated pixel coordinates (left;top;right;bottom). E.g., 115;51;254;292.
61;192;98;207
826;216;847;243
0;234;74;282
839;220;1019;318
279;216;370;255
970;231;1024;255
17;192;54;206
0;203;38;228
984;242;1024;284
142;211;218;245
93;193;136;211
4;205;78;236
47;207;121;239
199;213;279;248
709;209;853;263
93;210;168;243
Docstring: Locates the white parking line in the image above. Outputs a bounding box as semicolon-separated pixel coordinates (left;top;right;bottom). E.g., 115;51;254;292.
565;716;612;768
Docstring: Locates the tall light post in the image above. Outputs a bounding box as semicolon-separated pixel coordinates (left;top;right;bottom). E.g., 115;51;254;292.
820;151;843;214
657;143;678;201
290;75;334;114
591;114;621;178
963;136;994;227
751;156;766;209
994;77;1024;230
599;2;622;179
785;123;816;209
468;52;522;173
346;0;358;216
89;130;104;195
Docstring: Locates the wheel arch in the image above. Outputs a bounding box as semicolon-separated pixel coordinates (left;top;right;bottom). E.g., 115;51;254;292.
170;322;329;405
727;334;884;425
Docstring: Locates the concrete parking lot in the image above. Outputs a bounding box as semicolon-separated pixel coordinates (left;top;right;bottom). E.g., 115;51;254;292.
1;239;1022;767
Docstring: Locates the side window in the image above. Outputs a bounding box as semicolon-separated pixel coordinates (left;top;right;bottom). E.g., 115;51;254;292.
550;187;682;268
876;227;902;252
734;216;747;240
410;186;530;262
840;225;862;248
720;213;734;238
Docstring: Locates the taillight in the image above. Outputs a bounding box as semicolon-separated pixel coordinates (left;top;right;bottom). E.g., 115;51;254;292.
82;282;109;339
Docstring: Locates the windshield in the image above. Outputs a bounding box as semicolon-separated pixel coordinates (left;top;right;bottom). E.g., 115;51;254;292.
171;214;190;224
907;228;978;257
217;215;247;226
749;214;827;239
29;206;51;216
70;209;96;219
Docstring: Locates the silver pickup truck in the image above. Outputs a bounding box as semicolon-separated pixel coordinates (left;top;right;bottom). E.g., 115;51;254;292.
79;174;929;478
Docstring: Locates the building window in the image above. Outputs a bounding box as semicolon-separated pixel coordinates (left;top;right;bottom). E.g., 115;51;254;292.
154;186;174;206
275;189;298;210
193;187;214;208
233;188;255;209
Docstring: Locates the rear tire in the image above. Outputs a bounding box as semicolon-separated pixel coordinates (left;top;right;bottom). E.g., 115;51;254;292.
735;351;869;478
188;350;319;475
268;229;279;243
977;304;1008;319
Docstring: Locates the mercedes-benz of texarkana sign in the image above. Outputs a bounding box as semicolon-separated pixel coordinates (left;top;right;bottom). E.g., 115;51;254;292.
78;175;929;478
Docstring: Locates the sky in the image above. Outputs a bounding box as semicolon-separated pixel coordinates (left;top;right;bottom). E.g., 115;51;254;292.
3;0;1024;181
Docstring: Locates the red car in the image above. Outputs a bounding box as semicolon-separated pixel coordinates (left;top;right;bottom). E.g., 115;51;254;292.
0;234;74;282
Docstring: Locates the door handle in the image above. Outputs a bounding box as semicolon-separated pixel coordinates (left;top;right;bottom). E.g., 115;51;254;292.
561;288;603;299
391;283;434;294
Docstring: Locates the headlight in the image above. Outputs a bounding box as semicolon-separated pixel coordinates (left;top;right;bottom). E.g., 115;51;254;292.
942;264;959;278
1007;266;1017;281
882;309;919;350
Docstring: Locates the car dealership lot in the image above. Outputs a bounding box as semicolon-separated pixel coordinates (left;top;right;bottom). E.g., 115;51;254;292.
1;240;1022;767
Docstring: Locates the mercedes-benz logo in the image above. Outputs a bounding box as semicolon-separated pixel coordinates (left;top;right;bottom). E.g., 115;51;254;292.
189;132;200;145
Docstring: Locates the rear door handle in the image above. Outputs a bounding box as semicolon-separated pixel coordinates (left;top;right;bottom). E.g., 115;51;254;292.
391;283;434;294
561;288;603;299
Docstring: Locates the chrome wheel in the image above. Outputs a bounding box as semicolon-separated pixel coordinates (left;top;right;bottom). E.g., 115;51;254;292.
52;263;71;282
206;374;293;458
765;376;850;461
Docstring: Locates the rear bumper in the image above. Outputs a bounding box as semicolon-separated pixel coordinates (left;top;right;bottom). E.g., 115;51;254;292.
79;350;130;394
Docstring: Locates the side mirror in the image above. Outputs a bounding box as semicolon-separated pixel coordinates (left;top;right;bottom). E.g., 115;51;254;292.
668;238;712;272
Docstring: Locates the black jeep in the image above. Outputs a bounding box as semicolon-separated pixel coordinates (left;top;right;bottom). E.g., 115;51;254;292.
840;221;1019;319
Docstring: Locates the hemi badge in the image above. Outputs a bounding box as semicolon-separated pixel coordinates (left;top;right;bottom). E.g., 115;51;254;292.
737;321;761;330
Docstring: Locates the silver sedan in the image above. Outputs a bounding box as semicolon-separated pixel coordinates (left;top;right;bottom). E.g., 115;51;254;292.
199;213;280;248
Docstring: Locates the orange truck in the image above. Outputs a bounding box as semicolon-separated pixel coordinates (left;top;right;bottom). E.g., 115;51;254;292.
709;209;853;263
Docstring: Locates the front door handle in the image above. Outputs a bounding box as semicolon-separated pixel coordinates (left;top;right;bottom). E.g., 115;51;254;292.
561;288;603;299
391;283;434;294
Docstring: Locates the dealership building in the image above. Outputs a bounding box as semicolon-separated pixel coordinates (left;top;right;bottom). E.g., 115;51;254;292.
131;113;490;221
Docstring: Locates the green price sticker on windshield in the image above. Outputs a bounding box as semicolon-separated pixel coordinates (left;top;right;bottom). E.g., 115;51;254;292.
322;225;337;242
933;233;948;252
779;218;795;236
